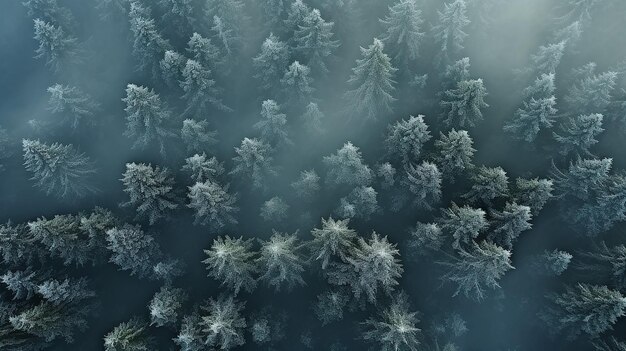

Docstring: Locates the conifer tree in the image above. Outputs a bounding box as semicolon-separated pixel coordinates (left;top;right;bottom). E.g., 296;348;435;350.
180;59;229;115
128;1;171;77
281;61;314;106
310;217;357;269
182;153;224;183
487;203;533;249
181;119;218;153
260;196;290;222
253;33;289;93
362;292;421;351
432;0;470;65
384;115;431;166
463;166;508;205
403;162;442;210
294;9;339;75
345;38;397;120
258;231;306;291
323;142;373;187
230;137;277;189
553;113;604;155
434;129;475;177
32;19;81;72
106;224;162;279
47;84;100;129
187;180;238;229
104;317;154;351
440;79;488;128
28;214;93;266
149;285;187;327
439;203;487;250
160;50;186;88
300;102;325;134
254;99;291;147
200;296;246;350
203;236;257;294
380;0;425;68
121;162;178;225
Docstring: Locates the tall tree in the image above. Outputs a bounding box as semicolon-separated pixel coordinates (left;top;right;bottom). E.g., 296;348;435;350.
379;0;425;68
253;33;290;93
432;0;470;65
128;1;171;77
32;19;80;72
294;9;339;75
203;236;257;294
440;79;488;128
46;84;100;129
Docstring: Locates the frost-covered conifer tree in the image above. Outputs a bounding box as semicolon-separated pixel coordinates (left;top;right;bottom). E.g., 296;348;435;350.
32;19;80;72
541;284;626;339
552;157;611;201
300;101;325;134
47;84;100;129
530;41;566;75
432;0;470;65
182;153;224;183
79;207;119;261
463;166;508;205
203;236;257;294
122;84;175;155
310;217;357;269
384;115;431;166
403;162;442;210
106;224;162;279
160;50;186;88
380;0;424;68
181;119;218;153
284;0;310;40
487;203;532;249
9;300;91;344
439;203;487;250
362;292;421;351
439;241;513;301
180;59;229;115
434;129;475;177
566;70;618;114
23;0;74;28
230;137;277;189
28;214;92;265
260;196;290;222
200;296;246;350
22;139;97;198
254;100;291;147
442;57;470;91
2;270;41;300
128;1;171;77
440;79;488;128
291;169;320;201
328;232;403;303
576;242;626;289
345;39;397;120
323;142;372;187
377;162;396;189
158;0;197;36
174;311;205;351
187;180;238;229
37;277;95;304
253;33;289;92
258;231;306;291
186;32;219;69
533;249;572;276
294;9;339;75
104;317;154;351
314;289;350;325
336;186;378;220
121;162;178;225
281;61;314;105
149;285;187;327
0;221;47;265
407;222;444;257
553;113;604;155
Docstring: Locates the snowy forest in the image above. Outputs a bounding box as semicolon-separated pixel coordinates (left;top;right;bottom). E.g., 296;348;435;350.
2;0;626;350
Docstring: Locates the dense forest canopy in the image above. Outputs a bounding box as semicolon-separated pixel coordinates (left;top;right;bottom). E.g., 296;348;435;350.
1;0;626;350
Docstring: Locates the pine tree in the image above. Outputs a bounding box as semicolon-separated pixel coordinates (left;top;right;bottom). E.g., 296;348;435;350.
230;137;277;189
23;0;74;29
121;162;178;225
463;166;508;205
384;115;431;166
28;214;93;265
377;162;396;189
323;142;373;187
487;203;533;249
203;236;257;294
32;19;81;72
438;241;513;301
529;41;566;75
173;312;205;351
260;196;290;222
300;101;325;134
158;0;197;37
439;203;487;250
187;180;238;229
0;221;47;265
294;9;339;75
442;57;471;91
553;113;604;155
284;0;310;42
402;162;442;210
533;249;572;276
575;242;626;289
180;59;229;115
149;285;187;327
291;169;320;201
314;289;349;325
254;99;291;147
128;1;171;77
258;231;306;291
310;217;357;269
22;139;97;198
122;84;175;155
434;129;475;177
182;153;224;183
47;84;100;129
407;222;444;257
345;38;397;120
205;0;246;61
362;292;421;351
181;119;218;153
186;32;219;69
380;0;425;67
37;277;95;304
566;70;618;114
335;186;379;220
104;317;154;351
541;284;626;339
253;33;289;92
440;79;488;128
106;224;162;279
200;296;246;350
10;301;90;343
432;0;470;65
160;50;186;88
281;61;314;105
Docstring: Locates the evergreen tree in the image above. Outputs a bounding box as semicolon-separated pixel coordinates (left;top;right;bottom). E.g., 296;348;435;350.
566;70;618;114
442;57;471;91
149;285;187;327
533;249;572;276
122;84;175;155
553;113;604;155
187;180;238;229
384;115;431;166
432;0;470;65
362;292;421;351
22;139;97;198
121;162;178;225
28;214;93;265
128;1;171;77
158;0;197;37
439;203;487;250
335;186;379;220
0;221;47;265
380;0;425;68
253;33;289;92
205;0;246;60
294;8;339;75
200;296;246;350
281;61;314;106
106;224;162;279
314;289;349;325
260;196;290;222
37;277;95;304
300;101;325;134
254;99;291;147
463;166;508;205
439;241;513;301
181;119;218;153
291;169;320;201
186;32;219;69
182;153;224;183
160;50;186;88
284;0;310;42
32;19;80;72
310;216;357;269
10;301;90;343
23;0;74;29
46;84;100;129
345;38;397;120
434;129;475;177
541;284;626;339
104;317;154;351
203;236;257;294
180;59;229;115
377;162;396;189
505;97;557;143
407;222;444;257
440;79;488;128
529;41;566;75
403;162;442;210
487;203;533;249
323;142;373;187
258;231;306;291
230;137;277;189
173;312;205;351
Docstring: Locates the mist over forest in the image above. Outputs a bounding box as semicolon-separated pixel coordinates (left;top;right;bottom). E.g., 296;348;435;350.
2;0;626;350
